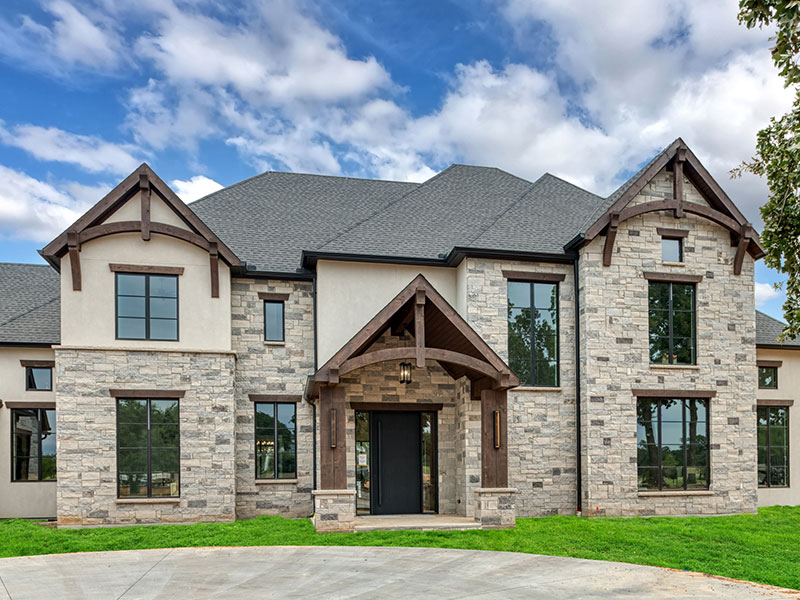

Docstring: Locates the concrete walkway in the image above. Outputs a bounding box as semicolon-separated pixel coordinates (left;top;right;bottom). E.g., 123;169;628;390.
0;546;795;599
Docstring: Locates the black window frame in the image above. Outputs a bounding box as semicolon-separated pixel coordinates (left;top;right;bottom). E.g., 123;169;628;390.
25;366;52;391
507;280;560;387
636;397;711;491
116;398;181;498
115;273;179;342
758;366;779;389
648;281;696;365
661;237;683;263
254;402;297;480
263;300;285;343
11;407;57;482
758;405;789;488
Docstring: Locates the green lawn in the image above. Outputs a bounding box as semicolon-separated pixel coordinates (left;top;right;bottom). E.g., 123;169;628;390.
2;506;799;590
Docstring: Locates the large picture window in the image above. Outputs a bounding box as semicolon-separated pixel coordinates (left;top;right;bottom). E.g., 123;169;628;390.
12;408;56;481
116;273;179;341
758;406;789;488
649;282;695;365
508;280;559;386
255;403;297;479
637;398;709;491
117;398;180;497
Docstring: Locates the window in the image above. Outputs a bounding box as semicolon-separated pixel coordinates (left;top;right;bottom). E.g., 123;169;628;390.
25;367;52;391
116;273;178;341
661;237;683;262
12;408;56;481
264;301;284;342
758;406;789;487
648;282;695;364
508;281;559;386
758;366;778;389
117;398;179;497
255;402;296;479
637;398;709;490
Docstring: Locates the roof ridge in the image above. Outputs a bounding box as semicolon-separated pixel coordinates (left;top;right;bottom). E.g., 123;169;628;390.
757;309;786;325
449;163;534;186
314;165;459;251
0;262;52;268
540;172;602;199
460;177;540;248
0;296;59;328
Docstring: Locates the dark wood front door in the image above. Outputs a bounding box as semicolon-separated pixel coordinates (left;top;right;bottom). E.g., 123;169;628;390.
370;411;422;515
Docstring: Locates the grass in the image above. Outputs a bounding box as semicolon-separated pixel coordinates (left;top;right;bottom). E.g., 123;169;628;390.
2;506;799;590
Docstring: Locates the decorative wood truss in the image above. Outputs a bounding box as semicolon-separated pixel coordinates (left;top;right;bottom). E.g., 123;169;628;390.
41;163;240;297
584;138;765;275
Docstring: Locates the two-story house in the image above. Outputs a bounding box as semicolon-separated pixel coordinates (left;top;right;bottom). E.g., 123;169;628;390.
0;138;794;532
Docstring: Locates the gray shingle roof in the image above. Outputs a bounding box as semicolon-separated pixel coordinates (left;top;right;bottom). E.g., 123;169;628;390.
0;263;60;345
756;310;800;347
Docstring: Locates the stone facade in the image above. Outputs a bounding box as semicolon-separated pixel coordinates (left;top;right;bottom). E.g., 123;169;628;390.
55;348;236;526
578;168;758;516
475;488;517;528
231;278;315;519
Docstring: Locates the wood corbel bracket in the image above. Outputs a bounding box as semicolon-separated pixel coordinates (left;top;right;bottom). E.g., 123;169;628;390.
415;289;426;367
66;229;81;291
139;173;151;241
733;223;753;276
602;212;620;267
209;241;220;298
673;147;686;219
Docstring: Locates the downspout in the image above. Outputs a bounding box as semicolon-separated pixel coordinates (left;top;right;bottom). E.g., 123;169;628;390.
573;251;582;515
312;270;318;493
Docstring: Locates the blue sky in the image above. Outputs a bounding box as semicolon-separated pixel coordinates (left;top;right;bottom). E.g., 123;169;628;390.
0;0;792;320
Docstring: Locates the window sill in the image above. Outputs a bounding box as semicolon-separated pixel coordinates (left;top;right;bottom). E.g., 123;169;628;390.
264;341;286;346
638;490;713;497
116;498;181;504
661;262;685;267
255;479;298;485
649;364;700;371
515;386;562;392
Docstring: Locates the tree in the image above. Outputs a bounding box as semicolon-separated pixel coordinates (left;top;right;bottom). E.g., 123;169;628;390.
735;1;800;339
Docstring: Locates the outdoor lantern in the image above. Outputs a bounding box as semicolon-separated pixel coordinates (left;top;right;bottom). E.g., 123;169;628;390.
399;361;413;384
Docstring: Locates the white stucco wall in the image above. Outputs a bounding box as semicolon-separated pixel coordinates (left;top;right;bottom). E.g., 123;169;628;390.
315;260;459;365
0;346;57;518
757;347;800;507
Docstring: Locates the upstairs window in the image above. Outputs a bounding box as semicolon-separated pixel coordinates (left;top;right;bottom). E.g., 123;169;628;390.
25;366;52;391
264;301;285;342
116;273;178;341
12;408;56;481
649;282;695;365
758;366;778;389
758;406;789;487
661;237;683;262
508;280;559;387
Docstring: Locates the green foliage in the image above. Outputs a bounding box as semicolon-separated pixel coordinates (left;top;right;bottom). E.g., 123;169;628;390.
3;507;800;589
736;1;800;339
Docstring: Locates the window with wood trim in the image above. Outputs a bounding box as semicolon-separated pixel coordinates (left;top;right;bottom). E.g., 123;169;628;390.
758;366;778;389
507;280;559;386
117;398;180;498
264;301;285;342
648;282;695;365
637;398;709;491
116;273;178;341
25;367;52;391
255;402;296;479
758;406;789;488
12;408;56;481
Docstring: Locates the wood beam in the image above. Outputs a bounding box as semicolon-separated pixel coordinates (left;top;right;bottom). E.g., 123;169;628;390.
319;385;347;489
481;388;508;488
209;242;219;298
673;148;686;219
139;173;151;241
602;212;619;267
415;289;426;367
734;224;752;276
67;230;81;291
390;305;415;336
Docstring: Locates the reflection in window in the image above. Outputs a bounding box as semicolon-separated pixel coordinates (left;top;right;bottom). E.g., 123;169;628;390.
255;403;296;479
637;398;709;491
25;367;52;391
649;282;696;365
508;280;559;386
758;366;778;389
758;406;789;487
355;411;370;515
116;273;178;341
117;398;180;497
12;408;56;481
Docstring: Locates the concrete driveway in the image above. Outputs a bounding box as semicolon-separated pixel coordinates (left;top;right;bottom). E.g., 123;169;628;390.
0;546;795;599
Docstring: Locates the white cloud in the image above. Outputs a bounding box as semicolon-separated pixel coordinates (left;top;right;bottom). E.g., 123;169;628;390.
755;282;782;308
170;175;223;202
0;122;142;175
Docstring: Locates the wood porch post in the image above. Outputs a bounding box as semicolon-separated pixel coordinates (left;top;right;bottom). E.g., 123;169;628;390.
319;385;347;489
480;388;508;488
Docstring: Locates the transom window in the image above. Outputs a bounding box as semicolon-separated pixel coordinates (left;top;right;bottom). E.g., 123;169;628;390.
12;408;56;481
758;366;778;389
758;406;789;487
117;398;180;498
508;281;559;387
25;367;52;391
264;301;285;342
637;398;709;491
255;402;297;479
648;282;695;365
116;273;178;341
661;237;683;262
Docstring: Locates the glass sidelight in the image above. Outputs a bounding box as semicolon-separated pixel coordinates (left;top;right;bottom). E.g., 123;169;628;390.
421;412;436;513
355;411;371;515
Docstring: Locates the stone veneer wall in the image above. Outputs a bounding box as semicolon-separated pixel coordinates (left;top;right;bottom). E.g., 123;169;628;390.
578;168;758;516
231;278;315;519
55;348;236;526
464;258;578;516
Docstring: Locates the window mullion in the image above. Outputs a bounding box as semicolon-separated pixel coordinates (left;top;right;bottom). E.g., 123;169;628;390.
37;409;43;482
766;409;772;488
682;401;687;490
274;403;279;479
657;400;663;491
668;284;674;365
144;275;150;341
530;284;536;386
146;400;152;498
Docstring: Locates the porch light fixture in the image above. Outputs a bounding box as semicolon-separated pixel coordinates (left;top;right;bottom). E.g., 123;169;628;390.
399;362;413;384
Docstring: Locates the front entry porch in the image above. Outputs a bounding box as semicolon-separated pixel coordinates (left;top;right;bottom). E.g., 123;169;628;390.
308;275;519;533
